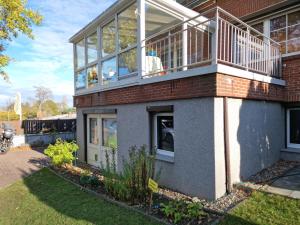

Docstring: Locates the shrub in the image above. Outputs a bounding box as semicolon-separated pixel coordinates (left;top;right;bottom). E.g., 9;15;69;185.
44;138;78;167
161;200;206;224
102;145;160;204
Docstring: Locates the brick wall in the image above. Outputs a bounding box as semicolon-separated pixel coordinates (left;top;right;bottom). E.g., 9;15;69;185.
74;73;285;108
216;74;285;101
194;0;286;18
282;55;300;102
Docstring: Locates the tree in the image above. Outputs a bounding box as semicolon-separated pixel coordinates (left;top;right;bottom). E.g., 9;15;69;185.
0;0;43;81
42;99;59;117
34;85;52;116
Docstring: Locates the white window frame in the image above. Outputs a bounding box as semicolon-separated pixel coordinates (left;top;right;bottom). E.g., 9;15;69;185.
287;108;300;149
153;112;174;157
249;7;300;57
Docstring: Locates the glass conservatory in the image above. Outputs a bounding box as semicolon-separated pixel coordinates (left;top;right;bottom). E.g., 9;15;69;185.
71;0;281;93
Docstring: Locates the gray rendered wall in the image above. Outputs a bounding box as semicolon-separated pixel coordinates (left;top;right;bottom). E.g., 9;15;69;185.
76;98;226;200
225;98;285;183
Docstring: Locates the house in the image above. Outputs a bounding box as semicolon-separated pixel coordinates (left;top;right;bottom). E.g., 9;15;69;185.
70;0;300;200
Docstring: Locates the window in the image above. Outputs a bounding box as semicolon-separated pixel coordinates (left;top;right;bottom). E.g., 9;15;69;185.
89;118;98;145
102;20;116;57
102;57;117;85
118;3;137;50
87;65;98;87
154;113;174;157
75;70;86;89
270;10;300;54
76;39;85;68
118;48;137;77
87;32;98;63
102;118;117;149
287;109;300;149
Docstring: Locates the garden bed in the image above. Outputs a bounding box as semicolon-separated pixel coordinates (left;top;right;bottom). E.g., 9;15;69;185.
51;163;250;225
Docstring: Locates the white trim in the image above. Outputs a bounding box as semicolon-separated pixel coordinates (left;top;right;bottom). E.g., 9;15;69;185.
286;108;300;150
153;113;174;158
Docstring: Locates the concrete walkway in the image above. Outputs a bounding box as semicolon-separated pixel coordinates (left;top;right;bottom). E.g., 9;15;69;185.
239;165;300;199
266;165;300;199
0;149;48;189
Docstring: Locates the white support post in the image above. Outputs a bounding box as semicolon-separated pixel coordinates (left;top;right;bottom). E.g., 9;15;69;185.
246;28;250;71
212;9;219;65
138;0;146;79
182;19;188;71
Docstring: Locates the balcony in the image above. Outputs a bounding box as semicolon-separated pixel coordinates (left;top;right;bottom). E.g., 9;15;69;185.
70;0;283;96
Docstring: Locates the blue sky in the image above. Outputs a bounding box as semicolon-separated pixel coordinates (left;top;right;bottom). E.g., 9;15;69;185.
0;0;116;107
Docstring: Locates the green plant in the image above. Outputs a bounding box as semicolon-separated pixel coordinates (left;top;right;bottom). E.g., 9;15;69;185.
102;145;160;205
89;175;101;187
161;200;206;224
79;169;92;186
44;139;78;167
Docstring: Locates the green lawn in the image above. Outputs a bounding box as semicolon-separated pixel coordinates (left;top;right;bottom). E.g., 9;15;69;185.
220;191;300;225
0;168;161;225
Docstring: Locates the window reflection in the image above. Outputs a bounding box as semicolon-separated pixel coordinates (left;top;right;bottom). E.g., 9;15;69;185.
102;118;117;149
102;57;117;85
76;39;85;68
87;33;98;63
87;65;98;87
102;20;116;57
118;3;137;50
89;118;98;145
75;70;86;89
118;48;137;76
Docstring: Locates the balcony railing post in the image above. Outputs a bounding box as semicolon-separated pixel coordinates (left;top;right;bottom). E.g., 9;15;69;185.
138;0;146;78
182;19;188;71
168;31;172;73
212;8;219;65
246;28;250;71
267;39;271;76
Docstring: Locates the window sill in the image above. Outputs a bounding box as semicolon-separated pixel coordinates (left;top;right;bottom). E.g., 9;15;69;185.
156;152;174;163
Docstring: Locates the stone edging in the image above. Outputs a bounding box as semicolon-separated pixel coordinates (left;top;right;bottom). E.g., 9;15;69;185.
48;168;172;225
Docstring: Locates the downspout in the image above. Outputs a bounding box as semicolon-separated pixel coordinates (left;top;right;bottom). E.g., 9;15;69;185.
223;97;232;193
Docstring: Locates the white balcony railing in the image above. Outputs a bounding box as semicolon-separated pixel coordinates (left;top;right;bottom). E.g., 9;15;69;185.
142;7;281;79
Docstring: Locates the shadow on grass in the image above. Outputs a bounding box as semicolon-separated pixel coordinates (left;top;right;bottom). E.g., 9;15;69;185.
6;168;161;225
219;214;258;225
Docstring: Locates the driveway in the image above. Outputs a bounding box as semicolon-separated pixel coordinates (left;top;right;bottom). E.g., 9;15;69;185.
0;148;48;189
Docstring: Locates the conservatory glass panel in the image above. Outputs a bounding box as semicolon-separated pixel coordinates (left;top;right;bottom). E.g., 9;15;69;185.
76;39;85;68
145;3;182;38
102;20;116;57
87;65;98;88
102;57;117;85
87;32;98;63
118;3;137;50
118;48;137;77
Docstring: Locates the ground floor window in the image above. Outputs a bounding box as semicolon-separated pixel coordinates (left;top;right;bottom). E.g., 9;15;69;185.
102;118;117;149
154;113;174;157
287;108;300;148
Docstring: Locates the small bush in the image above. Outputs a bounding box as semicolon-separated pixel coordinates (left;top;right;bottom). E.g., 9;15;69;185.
44;139;78;167
161;200;206;224
102;145;160;205
89;175;101;187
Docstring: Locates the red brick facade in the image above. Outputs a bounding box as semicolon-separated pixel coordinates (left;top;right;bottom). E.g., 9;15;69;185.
74;73;285;108
282;55;300;102
195;0;287;18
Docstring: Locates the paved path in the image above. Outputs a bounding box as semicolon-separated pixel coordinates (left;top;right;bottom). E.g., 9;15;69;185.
239;165;300;199
0;149;48;189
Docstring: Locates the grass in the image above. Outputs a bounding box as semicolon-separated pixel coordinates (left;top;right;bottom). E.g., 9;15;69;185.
220;191;300;225
0;168;162;225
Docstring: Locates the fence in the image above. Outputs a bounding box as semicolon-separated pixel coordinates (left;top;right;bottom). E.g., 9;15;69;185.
22;119;76;134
